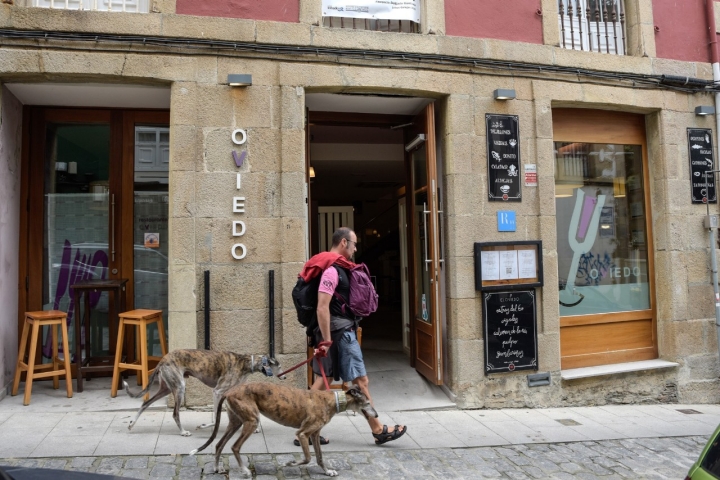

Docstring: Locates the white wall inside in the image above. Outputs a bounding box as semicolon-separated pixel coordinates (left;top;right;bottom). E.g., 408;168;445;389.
0;85;23;394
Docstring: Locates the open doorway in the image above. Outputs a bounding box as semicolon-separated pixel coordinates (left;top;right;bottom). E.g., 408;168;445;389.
309;121;406;351
306;93;453;409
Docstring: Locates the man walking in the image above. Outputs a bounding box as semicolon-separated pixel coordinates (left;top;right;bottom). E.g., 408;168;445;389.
297;227;407;446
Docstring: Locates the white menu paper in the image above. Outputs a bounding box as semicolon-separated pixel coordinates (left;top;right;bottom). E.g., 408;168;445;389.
481;251;500;281
499;250;519;280
518;249;537;279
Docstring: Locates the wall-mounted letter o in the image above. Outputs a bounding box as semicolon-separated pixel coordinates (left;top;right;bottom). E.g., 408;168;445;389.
231;243;247;260
232;129;247;145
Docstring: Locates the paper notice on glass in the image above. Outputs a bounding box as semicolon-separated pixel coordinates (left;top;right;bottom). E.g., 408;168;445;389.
481;251;500;281
499;250;519;280
518;249;537;279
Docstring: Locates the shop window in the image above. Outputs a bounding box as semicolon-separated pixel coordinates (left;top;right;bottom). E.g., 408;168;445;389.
555;142;649;315
558;0;626;55
33;0;149;13
553;108;655;369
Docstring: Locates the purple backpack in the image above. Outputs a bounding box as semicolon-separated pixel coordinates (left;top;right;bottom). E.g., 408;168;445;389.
334;263;378;317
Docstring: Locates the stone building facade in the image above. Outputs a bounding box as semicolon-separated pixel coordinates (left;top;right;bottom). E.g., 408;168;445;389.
1;0;719;409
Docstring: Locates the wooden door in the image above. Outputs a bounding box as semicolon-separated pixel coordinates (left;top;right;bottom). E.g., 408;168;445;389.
21;108;169;360
406;103;443;384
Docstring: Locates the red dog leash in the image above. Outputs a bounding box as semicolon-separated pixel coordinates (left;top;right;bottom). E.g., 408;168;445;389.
278;340;332;390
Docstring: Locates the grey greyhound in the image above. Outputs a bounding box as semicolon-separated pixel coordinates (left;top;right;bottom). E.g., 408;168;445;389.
123;349;281;436
190;383;377;477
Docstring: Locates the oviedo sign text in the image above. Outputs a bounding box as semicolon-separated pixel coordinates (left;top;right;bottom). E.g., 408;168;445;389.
231;129;248;260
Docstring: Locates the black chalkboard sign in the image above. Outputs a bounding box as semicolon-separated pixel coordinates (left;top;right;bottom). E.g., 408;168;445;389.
482;290;538;374
688;128;716;204
487;114;521;202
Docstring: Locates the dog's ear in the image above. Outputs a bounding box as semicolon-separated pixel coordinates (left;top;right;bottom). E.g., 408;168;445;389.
345;386;363;400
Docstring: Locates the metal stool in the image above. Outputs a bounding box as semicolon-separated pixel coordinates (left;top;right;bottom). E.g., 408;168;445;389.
111;309;167;400
12;310;73;406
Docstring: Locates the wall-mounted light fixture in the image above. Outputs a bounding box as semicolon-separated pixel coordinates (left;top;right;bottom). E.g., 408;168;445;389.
405;134;426;152
695;105;716;116
493;89;516;100
309;166;316;178
228;74;253;87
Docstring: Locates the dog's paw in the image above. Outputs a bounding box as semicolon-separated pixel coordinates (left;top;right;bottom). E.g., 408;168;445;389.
189;449;198;456
180;430;192;437
196;423;213;430
127;421;134;431
240;466;252;478
324;469;338;477
254;427;261;434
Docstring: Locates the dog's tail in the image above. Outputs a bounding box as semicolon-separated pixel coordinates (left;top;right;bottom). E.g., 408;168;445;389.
189;393;226;455
123;368;160;399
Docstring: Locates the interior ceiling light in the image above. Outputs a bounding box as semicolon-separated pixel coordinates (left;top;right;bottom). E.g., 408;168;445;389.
309;166;316;178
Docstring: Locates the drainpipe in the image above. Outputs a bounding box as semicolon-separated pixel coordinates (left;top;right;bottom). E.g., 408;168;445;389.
705;0;720;367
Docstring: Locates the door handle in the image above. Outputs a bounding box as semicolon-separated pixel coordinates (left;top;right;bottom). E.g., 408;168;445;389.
111;193;115;263
423;202;431;271
437;196;444;266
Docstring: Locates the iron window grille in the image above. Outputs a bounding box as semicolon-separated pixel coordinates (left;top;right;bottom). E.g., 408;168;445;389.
32;0;148;12
558;0;626;55
322;17;420;33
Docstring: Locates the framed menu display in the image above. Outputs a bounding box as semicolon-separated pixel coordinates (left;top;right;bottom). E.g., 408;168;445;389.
687;128;716;204
487;114;521;202
474;241;543;291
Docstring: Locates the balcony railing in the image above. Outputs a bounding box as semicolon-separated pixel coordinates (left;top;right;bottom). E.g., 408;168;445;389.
322;17;419;33
558;0;625;55
33;0;148;12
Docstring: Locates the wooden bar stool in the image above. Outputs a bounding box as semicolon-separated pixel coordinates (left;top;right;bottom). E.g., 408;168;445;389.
12;311;73;406
111;309;167;400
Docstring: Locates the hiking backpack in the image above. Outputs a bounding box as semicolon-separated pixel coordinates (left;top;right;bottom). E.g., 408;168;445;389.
292;263;379;334
338;263;379;318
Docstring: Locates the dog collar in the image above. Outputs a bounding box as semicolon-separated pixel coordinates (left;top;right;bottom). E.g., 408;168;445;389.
334;391;347;413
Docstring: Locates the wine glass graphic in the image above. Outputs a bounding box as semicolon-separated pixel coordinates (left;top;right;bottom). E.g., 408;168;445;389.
560;189;606;307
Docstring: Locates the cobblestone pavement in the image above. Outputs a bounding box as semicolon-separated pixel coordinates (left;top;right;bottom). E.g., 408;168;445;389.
0;436;707;479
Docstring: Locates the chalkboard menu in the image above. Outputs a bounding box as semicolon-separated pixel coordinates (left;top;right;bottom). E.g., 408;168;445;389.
486;114;521;202
482;290;538;374
688;128;716;204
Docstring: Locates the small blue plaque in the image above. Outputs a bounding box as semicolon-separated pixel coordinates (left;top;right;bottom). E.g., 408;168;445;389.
497;211;516;232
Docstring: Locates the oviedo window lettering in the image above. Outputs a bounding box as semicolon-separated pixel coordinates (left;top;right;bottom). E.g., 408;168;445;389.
555;142;649;315
231;129;248;260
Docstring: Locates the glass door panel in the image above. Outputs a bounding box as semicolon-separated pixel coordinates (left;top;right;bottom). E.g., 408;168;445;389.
133;126;169;356
42;123;111;359
413;152;432;325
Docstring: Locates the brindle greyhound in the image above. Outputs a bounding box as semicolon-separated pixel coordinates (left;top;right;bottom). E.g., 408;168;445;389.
123;349;281;436
190;383;377;477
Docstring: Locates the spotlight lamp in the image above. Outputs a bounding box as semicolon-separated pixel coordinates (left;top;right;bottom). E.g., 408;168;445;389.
695;105;716;116
228;74;253;87
493;89;516;100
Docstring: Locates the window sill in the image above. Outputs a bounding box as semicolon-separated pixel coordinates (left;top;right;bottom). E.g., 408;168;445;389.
561;359;679;381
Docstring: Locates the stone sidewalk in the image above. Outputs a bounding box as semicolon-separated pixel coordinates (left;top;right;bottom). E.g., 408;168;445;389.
0;436;707;479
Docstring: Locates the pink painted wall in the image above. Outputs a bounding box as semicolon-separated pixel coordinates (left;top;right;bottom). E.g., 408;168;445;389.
176;0;299;22
653;0;710;62
445;0;543;44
